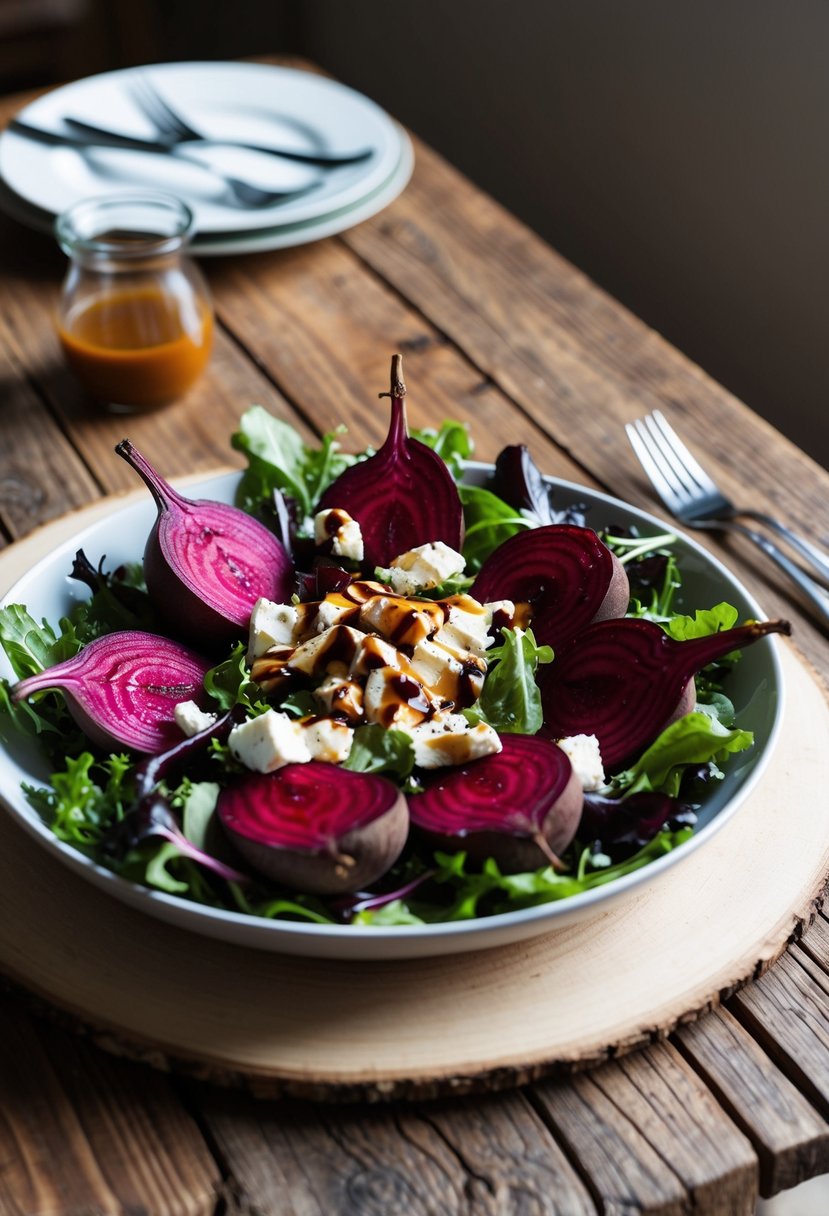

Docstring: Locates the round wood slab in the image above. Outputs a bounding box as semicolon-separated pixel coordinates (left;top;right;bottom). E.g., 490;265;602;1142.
1;499;828;1101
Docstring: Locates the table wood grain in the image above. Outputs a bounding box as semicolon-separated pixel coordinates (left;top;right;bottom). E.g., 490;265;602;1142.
1;61;828;1214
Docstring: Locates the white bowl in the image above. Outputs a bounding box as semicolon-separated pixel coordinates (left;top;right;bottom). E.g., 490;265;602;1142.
0;466;784;959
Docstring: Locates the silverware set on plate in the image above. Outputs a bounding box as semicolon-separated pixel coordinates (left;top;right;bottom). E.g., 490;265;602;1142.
9;73;374;210
627;410;829;627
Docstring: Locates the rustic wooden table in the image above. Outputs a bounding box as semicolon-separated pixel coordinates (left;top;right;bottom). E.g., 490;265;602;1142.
1;68;829;1215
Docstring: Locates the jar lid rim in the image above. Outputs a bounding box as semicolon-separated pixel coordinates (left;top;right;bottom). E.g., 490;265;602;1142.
55;193;196;259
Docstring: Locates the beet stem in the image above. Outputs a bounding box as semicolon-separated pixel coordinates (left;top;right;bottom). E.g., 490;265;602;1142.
378;352;406;401
115;439;186;514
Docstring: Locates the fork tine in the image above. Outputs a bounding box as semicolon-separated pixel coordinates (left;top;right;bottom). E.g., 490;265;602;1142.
131;75;191;141
649;410;719;496
638;412;713;507
625;419;685;512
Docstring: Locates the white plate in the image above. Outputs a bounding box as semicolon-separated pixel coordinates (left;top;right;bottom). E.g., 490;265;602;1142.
192;129;413;256
0;466;784;960
0;128;413;257
0;62;402;236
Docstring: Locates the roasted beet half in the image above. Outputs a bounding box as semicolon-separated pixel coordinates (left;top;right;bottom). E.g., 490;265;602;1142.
116;440;294;649
316;355;464;567
409;734;583;872
471;524;629;650
217;763;409;894
539;617;790;771
11;630;212;753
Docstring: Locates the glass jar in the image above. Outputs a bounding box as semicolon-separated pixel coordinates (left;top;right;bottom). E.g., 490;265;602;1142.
55;194;213;412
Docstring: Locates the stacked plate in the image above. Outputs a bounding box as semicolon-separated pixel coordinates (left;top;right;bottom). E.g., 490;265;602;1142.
0;62;413;256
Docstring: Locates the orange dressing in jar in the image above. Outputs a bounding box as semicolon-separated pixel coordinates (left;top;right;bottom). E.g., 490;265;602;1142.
55;195;213;412
58;285;213;408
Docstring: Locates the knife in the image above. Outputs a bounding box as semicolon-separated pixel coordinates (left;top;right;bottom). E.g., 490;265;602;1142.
62;116;373;168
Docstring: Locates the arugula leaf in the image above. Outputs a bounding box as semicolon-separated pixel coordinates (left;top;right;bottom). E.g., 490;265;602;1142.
230;883;335;924
352;899;425;926
373;832;694;922
458;484;533;573
232;406;358;530
609;711;754;798
180;781;220;850
471;628;553;735
203;642;265;713
344;724;415;780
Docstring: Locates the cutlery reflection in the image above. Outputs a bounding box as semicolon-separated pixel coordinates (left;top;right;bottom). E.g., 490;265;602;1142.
7;119;322;210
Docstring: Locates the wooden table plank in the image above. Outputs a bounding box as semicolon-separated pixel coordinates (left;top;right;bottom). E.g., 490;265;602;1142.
190;1085;597;1216
0;334;99;541
674;1008;829;1196
532;1044;758;1216
731;950;829;1123
208;239;593;482
32;1019;221;1215
0;996;225;1216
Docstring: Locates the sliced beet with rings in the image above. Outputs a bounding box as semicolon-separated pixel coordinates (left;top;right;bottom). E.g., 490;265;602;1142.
471;524;629;650
409;734;583;872
539;616;790;770
217;763;409;894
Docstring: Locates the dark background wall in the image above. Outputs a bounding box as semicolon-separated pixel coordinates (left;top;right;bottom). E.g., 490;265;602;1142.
2;0;827;466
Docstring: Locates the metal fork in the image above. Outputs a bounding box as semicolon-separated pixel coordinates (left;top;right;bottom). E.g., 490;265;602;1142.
626;410;829;625
128;73;373;167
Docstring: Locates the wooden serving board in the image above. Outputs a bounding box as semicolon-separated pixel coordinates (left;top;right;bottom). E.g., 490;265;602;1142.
1;499;828;1102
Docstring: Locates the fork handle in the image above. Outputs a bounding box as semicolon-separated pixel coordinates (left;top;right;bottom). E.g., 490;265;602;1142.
709;519;829;628
738;510;829;588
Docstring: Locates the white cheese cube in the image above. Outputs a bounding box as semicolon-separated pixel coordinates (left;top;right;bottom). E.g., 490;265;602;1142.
174;700;218;738
408;638;483;708
364;666;432;729
557;734;606;791
314;509;365;561
405;712;502;768
299;717;354;763
315;598;358;632
247;598;299;661
359;594;441;648
314;675;365;721
384;542;466;595
349;633;407;678
434;599;492;658
288;626;364;676
228;711;311;772
484;599;517;634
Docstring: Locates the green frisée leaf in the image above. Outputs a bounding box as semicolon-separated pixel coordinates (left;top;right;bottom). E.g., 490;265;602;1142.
471;628;553;735
344;724;415;780
22;752;133;850
232;406;358;527
0;604;82;679
665;602;740;640
609;711;754;798
410;420;472;480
